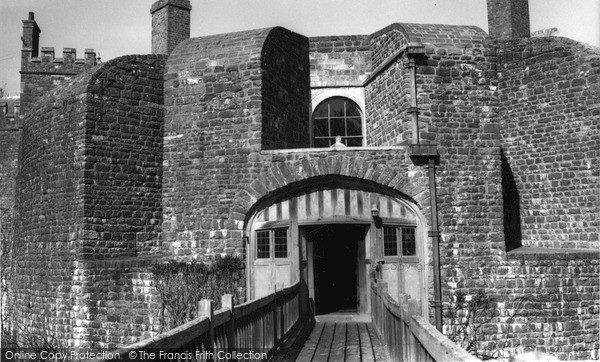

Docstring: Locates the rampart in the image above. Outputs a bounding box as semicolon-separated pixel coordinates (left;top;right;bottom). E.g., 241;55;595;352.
495;36;599;250
12;54;166;347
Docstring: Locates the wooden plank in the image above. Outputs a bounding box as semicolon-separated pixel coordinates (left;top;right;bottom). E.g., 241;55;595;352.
329;323;346;362
296;321;325;362
313;322;335;361
297;194;306;220
410;315;481;362
322;189;333;218
367;323;388;361
345;323;361;362
358;323;375;362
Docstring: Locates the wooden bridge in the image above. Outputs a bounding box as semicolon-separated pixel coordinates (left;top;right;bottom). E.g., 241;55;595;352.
292;321;387;361
96;279;480;362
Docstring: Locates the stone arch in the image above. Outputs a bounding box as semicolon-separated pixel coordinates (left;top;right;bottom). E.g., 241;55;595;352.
231;155;428;229
238;155;431;312
311;90;365;114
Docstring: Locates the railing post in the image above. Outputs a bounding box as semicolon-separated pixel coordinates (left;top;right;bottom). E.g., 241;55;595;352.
273;285;279;348
280;289;285;342
199;299;214;360
221;294;235;351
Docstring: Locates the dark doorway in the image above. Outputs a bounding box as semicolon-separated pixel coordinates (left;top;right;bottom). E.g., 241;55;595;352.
305;224;365;315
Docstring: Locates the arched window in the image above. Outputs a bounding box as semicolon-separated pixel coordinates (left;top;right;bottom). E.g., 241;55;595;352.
312;97;363;147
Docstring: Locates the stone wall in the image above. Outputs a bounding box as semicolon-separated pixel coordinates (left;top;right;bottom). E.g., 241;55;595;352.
81;55;166;259
497;37;600;250
13;66;89;346
309;35;371;87
13;55;166;348
20;47;97;115
369;24;409;70
162;28;271;256
0;100;19;212
488;250;599;360
364;26;411;146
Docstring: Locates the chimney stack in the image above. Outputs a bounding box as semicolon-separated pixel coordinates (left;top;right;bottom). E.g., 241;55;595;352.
486;0;530;39
151;0;192;55
22;12;41;58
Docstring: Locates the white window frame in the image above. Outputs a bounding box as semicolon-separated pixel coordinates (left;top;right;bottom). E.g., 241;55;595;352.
310;89;366;148
255;228;289;261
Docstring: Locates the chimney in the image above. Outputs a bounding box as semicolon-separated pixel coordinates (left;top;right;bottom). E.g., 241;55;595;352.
22;12;41;58
151;0;192;55
486;0;530;39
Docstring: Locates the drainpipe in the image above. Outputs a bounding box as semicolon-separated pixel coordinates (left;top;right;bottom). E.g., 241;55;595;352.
407;44;443;332
407;56;420;144
427;159;443;332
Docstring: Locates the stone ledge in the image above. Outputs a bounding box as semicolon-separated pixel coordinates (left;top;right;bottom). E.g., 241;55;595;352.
507;246;600;261
261;146;407;155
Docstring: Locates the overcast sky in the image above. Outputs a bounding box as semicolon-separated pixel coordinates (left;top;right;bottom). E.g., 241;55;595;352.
1;0;598;96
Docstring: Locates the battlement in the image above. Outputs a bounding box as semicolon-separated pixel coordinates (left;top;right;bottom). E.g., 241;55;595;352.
20;12;100;114
22;47;97;67
0;98;20;128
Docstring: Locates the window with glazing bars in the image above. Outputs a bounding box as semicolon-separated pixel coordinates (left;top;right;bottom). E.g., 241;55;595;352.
383;226;416;257
383;226;398;256
256;230;270;259
256;228;288;259
312;97;363;147
274;229;288;258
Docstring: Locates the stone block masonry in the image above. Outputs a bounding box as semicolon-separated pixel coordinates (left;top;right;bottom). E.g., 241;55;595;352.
496;37;600;249
20;46;98;115
489;250;599;360
162;27;312;253
0;126;19;211
13;54;166;347
309;35;371;87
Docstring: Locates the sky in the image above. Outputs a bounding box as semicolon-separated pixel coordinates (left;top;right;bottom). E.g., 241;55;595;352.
0;0;598;96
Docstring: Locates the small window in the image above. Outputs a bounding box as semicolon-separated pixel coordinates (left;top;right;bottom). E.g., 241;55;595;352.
401;227;416;256
256;228;288;259
312;97;363;147
383;227;398;256
274;229;288;258
383;226;417;258
256;230;271;259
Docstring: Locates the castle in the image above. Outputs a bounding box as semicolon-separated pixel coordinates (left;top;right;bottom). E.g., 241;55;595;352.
0;0;598;359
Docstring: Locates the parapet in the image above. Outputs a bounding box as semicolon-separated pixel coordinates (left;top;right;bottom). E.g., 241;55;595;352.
20;12;100;114
0;98;20;128
21;12;99;73
25;47;98;66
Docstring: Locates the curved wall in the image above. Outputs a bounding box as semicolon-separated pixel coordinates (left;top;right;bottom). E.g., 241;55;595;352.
161;28;311;255
497;37;599;249
14;54;166;347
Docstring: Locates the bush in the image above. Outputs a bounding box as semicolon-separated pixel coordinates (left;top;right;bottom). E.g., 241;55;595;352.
152;255;245;330
443;289;497;360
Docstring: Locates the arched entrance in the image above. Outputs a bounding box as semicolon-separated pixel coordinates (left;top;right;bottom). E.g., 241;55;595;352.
246;182;428;317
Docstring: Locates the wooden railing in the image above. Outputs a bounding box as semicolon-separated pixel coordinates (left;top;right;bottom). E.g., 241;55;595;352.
97;282;301;361
370;278;481;362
